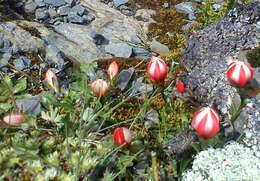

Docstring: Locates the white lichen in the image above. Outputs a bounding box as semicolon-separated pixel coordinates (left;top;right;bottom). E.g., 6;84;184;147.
182;142;260;181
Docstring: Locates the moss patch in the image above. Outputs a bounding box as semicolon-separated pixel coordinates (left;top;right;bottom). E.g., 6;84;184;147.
147;9;188;51
246;45;260;68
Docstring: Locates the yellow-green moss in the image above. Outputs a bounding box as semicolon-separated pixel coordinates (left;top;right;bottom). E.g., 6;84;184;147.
97;57;146;71
147;9;188;51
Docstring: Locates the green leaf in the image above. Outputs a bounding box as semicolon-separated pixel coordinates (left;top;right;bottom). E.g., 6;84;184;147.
13;78;27;94
231;103;238;117
0;103;12;113
0;94;10;102
2;75;13;88
191;143;201;153
41;92;58;109
14;93;31;99
80;64;89;73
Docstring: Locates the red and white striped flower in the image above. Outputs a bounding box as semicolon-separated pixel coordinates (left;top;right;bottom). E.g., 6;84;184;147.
147;56;168;82
91;79;109;96
45;69;59;93
177;80;185;93
227;60;253;87
107;61;119;79
2;113;25;126
113;127;132;148
191;107;219;139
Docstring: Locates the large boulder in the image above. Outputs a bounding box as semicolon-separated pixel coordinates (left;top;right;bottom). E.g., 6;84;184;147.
182;2;260;156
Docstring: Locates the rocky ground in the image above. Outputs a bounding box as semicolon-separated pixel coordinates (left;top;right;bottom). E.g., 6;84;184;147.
0;0;260;180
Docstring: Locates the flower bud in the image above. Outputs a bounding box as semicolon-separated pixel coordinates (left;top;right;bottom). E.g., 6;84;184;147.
146;56;168;82
91;79;109;97
2;113;25;126
177;80;185;93
227;60;253;87
45;69;59;93
191;107;219;139
113;127;132;148
107;61;119;79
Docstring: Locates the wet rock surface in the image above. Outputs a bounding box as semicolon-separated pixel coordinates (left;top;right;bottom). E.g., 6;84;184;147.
182;2;260;157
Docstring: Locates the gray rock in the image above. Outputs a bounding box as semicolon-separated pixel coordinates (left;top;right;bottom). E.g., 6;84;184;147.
82;14;95;24
49;17;64;25
35;8;49;21
17;95;42;117
71;4;86;16
81;0;147;45
105;43;132;58
166;32;174;38
238;98;260;158
117;68;134;91
119;5;134;16
134;9;156;22
0;22;44;54
57;6;71;16
113;0;128;8
86;67;96;82
144;109;159;130
0;53;12;67
48;8;57;18
188;13;196;20
164;129;199;160
130;77;154;99
0;38;12;53
163;2;169;8
24;0;37;13
247;67;260;90
213;4;222;10
182;2;260;156
130;34;142;44
150;39;170;55
175;2;197;15
132;47;150;59
34;0;45;8
44;0;66;7
65;0;76;7
182;22;193;31
132;47;149;55
100;0;110;4
53;23;106;58
134;161;148;175
13;56;32;70
67;13;84;24
45;45;65;65
175;2;197;20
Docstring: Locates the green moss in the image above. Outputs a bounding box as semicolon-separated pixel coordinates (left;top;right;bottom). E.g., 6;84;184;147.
147;9;188;51
197;0;228;27
97;57;146;71
246;45;260;68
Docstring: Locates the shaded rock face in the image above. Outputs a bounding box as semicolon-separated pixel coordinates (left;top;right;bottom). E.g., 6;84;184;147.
183;2;259;118
183;2;260;156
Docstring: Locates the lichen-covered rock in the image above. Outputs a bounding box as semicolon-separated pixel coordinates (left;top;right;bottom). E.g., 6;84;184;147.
182;142;260;181
182;2;260;156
